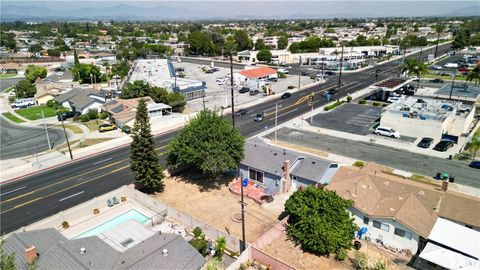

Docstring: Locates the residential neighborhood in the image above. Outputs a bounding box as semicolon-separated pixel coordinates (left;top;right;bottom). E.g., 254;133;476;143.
1;1;479;270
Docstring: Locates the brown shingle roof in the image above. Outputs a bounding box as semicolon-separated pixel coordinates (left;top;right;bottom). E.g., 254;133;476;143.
327;164;480;237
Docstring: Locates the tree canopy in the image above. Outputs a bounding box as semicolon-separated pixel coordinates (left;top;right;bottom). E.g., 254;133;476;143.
15;79;37;98
284;186;357;255
277;36;289;50
401;58;427;78
166;109;245;177
71;63;102;84
121;80;186;111
233;30;253;51
256;49;272;63
25;65;47;82
255;39;266;50
130;99;164;192
466;64;480;86
289;36;335;53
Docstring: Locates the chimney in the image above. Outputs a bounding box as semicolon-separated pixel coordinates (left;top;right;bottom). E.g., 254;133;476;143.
441;181;448;192
283;160;291;193
25;245;37;265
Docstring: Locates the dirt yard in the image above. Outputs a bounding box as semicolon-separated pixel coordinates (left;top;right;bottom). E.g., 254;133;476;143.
154;172;282;243
261;234;409;270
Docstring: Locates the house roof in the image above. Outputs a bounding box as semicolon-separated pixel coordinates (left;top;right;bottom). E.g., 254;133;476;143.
103;97;156;124
238;67;277;79
55;88;107;110
327;164;480;238
4;227;205;270
241;139;337;182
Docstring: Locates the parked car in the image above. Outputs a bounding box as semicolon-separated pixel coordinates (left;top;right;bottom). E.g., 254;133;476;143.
98;123;117;132
249;90;260;96
429;78;444;83
417;137;434;148
374;127;400;138
175;67;184;72
235;109;248;116
204;69;214;74
10;98;35;109
430;65;443;70
387;96;400;103
239;87;250;94
439;72;451;76
444;63;459;69
277;68;289;74
324;71;336;76
301;71;308;76
58;111;80;121
267;77;278;82
254;113;264;122
281;92;292;99
212;67;220;72
433;140;454;152
469;161;480;169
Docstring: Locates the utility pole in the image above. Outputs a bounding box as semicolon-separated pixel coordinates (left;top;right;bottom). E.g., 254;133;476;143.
298;56;302;90
418;47;423;62
309;93;314;123
274;103;278;141
239;177;247;252
42;110;51;150
449;70;457;100
434;31;440;58
337;44;345;102
61;117;73;160
230;54;235;128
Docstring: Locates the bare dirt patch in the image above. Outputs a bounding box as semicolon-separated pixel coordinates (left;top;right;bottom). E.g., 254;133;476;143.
154;171;282;243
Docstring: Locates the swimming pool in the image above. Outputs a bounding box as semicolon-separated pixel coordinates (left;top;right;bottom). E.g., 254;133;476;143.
74;209;151;239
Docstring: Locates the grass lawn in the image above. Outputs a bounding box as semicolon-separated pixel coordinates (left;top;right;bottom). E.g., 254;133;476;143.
79;138;111;148
2;112;25;123
423;73;467;81
0;74;17;79
84;119;104;132
15;106;57;121
63;125;83;134
4;86;15;93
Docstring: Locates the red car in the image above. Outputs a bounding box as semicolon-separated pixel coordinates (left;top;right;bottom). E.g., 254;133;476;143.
458;67;469;72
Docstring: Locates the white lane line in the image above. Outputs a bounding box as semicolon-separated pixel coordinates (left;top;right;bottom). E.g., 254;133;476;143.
59;191;84;202
0;186;27;197
92;157;113;166
277;108;298;118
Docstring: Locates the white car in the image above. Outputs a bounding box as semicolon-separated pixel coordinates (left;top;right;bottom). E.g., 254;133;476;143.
277;68;289;74
444;63;459;68
374;127;400;138
387;95;401;103
430;65;442;70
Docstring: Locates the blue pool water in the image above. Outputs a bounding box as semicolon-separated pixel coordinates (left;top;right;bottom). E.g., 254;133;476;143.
74;209;151;239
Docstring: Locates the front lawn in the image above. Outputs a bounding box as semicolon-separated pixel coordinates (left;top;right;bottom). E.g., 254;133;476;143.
423;73;467;81
2;112;25;123
0;74;17;79
15;106;57;120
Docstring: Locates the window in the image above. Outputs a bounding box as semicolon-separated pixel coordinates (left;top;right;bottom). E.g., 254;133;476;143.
249;168;264;183
394;228;412;240
363;216;369;225
373;220;390;232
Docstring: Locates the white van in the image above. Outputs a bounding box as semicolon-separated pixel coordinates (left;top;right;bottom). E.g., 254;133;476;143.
374;126;400;138
444;63;459;68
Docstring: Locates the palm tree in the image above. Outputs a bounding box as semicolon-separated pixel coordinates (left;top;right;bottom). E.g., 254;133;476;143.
401;58;427;87
466;64;480;86
470;137;480;161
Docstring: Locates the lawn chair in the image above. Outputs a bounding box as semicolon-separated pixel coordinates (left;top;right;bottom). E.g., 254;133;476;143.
112;197;119;204
107;199;114;207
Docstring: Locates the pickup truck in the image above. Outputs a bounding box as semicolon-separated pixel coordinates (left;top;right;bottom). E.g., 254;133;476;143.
10;99;35;109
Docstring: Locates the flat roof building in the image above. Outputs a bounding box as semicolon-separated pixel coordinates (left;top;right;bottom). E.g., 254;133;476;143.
380;96;475;141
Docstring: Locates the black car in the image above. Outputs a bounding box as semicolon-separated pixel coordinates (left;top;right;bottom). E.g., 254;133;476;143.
212;67;220;72
469;161;480;169
249;90;260;96
429;78;444;83
281;92;292;99
301;71;308;76
235;109;248;116
175;67;184;72
239;87;250;93
267;77;278;82
325;71;336;76
417;137;434;148
58;111;80;121
328;88;338;95
205;69;214;74
433;140;454;152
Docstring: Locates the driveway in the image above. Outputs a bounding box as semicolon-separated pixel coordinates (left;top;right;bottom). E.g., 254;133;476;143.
276;127;480;189
0;116;65;160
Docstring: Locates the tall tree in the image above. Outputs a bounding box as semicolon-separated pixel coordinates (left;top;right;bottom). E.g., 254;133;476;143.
401;58;427;87
256;49;272;63
25;65;47;82
29;43;43;57
233;30;253;51
130;99;164;192
255;39;266;50
73;49;80;65
285;186;357;256
466;64;480;86
15;79;37;98
167;109;245;177
277;36;289;50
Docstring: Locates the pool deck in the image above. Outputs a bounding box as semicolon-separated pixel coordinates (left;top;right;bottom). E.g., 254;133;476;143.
61;201;157;239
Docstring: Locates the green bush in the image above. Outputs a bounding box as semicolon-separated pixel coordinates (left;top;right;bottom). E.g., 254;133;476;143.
353;251;368;270
382;104;388;107
353;161;365;167
86;109;99;120
193;227;203;238
372;102;381;107
73;115;80;122
99;111;109;120
214;237;226;258
373;261;387;270
358;99;366;105
191;238;208;255
79;114;90;122
347;95;353;102
278;72;287;78
324;100;345;111
287;85;295;89
335;248;348;261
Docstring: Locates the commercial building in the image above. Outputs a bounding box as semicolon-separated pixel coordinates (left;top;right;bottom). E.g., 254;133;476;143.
433;83;480;104
327;163;480;256
380;96;475;142
129;59;206;101
234;66;278;90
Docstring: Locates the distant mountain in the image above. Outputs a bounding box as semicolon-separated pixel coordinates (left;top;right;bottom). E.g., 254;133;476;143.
442;6;480;17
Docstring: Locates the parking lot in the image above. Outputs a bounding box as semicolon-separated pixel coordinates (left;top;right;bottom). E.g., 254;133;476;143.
171;61;315;111
310;103;381;135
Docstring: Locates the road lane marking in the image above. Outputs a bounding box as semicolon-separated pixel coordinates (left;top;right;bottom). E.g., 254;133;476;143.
277;108;298;118
59;191;84;202
92;158;113;166
0;186;27;197
1;165;130;214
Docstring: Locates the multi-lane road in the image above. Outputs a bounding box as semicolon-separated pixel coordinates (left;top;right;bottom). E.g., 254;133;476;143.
0;43;452;234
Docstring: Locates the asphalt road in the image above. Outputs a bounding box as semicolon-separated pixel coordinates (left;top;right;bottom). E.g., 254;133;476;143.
0;77;22;92
0;117;65;160
275;127;480;188
0;43;453;234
